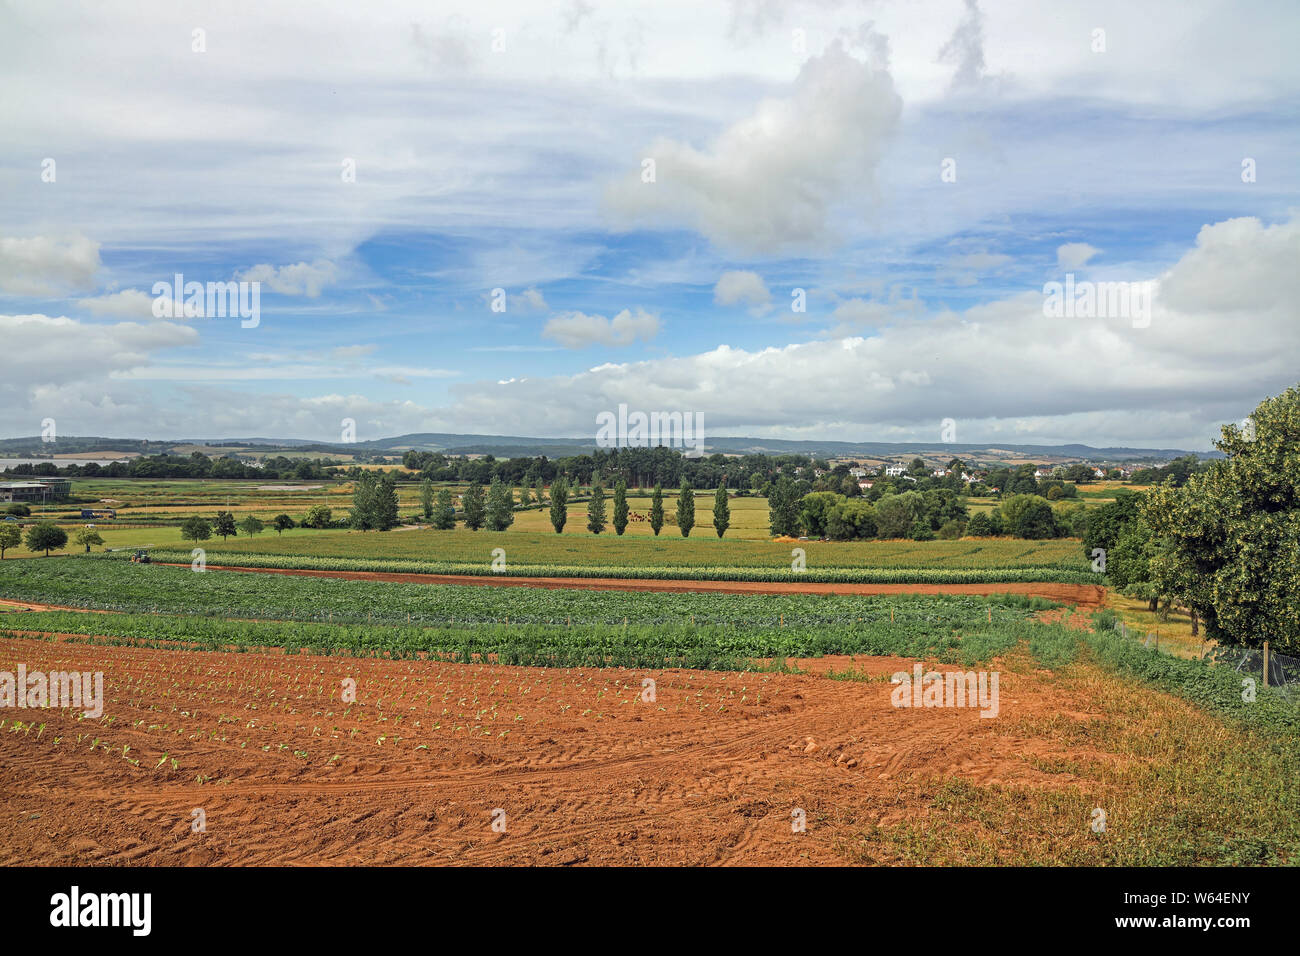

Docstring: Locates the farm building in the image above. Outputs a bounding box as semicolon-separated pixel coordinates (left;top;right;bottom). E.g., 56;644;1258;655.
0;478;71;502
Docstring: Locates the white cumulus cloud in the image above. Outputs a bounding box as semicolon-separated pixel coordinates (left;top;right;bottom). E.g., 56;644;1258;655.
236;260;338;297
1057;243;1101;269
0;234;101;295
713;270;772;312
542;308;661;348
603;40;902;254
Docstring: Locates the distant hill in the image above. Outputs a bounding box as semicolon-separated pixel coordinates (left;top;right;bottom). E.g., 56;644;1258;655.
0;432;1221;464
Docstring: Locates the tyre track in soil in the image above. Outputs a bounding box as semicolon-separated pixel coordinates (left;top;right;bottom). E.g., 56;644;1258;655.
0;635;1115;866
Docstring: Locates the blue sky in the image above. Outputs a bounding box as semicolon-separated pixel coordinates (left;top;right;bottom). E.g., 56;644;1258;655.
2;0;1298;448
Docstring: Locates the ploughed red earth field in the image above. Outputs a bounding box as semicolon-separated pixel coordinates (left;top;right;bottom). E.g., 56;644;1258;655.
0;626;1117;866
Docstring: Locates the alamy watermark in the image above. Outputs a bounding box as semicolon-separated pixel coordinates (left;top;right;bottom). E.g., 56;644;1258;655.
890;663;999;718
595;403;704;457
1;666;103;718
1042;274;1153;328
152;273;260;328
49;886;150;936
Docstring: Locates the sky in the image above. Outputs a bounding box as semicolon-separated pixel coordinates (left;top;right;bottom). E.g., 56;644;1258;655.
1;0;1298;450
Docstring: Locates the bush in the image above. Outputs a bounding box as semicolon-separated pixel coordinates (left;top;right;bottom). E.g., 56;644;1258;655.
938;518;967;539
827;498;877;540
302;504;333;529
908;520;935;541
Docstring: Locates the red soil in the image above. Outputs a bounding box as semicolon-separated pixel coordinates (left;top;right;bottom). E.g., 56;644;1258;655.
0;635;1115;866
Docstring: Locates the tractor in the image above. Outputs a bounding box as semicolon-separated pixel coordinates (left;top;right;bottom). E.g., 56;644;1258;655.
130;549;151;564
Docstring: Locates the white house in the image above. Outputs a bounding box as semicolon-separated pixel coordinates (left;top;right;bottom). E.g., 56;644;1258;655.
884;463;907;477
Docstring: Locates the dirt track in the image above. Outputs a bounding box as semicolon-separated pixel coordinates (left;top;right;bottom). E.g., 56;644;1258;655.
162;563;1107;610
0;634;1118;866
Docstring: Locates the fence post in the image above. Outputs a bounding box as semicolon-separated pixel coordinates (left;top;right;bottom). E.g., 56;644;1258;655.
1263;641;1270;687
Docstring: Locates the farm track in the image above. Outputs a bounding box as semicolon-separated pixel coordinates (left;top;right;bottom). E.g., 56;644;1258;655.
0;636;1115;866
156;562;1108;610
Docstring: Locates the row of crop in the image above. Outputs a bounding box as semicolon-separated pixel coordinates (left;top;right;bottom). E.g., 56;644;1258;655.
0;610;1038;670
114;549;1098;584
0;558;1055;628
185;532;1092;571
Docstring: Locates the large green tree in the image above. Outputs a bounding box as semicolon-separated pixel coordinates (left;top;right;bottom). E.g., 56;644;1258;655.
612;479;629;535
462;483;487;531
302;504;332;528
0;523;22;559
798;491;840;538
487;478;515;531
712;485;730;538
587;482;607;534
73;528;105;553
649;484;664;536
213;510;238;541
181;516;212;542
349;473;378;530
24;521;67;556
549;478;569;533
1143;387;1300;652
432;488;456;529
767;476;800;537
375;476;400;530
676;481;695;538
420;478;434;520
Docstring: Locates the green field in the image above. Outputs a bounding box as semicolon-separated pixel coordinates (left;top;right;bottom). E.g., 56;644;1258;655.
31;524;1088;572
0;555;1064;668
194;526;1085;567
0;599;1052;670
8;478;1097;582
0;557;1054;625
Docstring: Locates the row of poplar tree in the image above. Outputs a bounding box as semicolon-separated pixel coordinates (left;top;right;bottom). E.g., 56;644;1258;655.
414;476;732;537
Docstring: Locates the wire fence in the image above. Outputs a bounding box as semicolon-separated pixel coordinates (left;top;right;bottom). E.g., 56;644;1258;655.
1206;645;1299;696
1112;619;1297;696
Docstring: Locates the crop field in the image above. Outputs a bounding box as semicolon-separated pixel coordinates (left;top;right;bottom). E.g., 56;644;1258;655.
1;610;1296;865
1;494;1292;868
25;523;1090;576
192;526;1087;567
0;593;1051;668
0;558;1057;627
